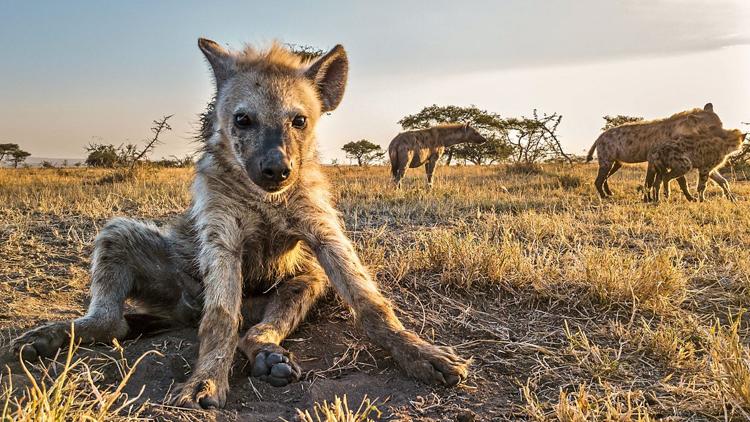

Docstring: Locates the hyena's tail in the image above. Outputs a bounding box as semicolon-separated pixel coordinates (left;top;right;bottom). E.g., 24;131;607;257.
389;144;399;180
123;313;177;339
586;137;600;163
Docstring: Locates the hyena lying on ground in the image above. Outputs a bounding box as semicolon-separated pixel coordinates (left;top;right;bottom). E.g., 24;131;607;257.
9;39;469;409
586;103;724;199
388;124;486;188
644;128;746;202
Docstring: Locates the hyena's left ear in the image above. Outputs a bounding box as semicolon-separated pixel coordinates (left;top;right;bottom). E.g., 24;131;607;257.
304;45;348;113
198;38;235;89
704;103;714;112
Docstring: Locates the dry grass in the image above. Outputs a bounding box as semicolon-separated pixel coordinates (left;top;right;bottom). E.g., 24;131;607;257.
2;163;750;420
1;325;155;421
293;395;381;422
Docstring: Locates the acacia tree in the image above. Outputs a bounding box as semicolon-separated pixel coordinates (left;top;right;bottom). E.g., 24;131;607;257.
85;115;173;168
342;139;385;166
399;105;569;165
9;149;31;168
0;143;20;162
398;105;511;165
602;115;644;131
505;110;570;164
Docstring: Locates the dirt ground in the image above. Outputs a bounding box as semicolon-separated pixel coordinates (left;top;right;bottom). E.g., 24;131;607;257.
2;164;750;421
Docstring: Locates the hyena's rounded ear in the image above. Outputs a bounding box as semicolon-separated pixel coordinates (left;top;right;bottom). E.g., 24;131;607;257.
704;103;714;112
198;38;235;88
304;45;348;113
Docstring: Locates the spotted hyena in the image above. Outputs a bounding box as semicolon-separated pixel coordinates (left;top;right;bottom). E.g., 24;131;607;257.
9;39;469;409
388;124;486;188
586;103;724;198
644;128;746;202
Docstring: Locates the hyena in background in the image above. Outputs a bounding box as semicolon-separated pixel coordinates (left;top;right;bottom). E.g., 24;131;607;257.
586;103;724;199
10;39;469;409
388;124;486;188
644;128;746;202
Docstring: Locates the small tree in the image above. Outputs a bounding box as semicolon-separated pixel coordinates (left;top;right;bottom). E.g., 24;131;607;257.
342;140;385;166
9;149;31;168
505;111;569;164
602;115;644;131
0;143;20;162
85;143;122;167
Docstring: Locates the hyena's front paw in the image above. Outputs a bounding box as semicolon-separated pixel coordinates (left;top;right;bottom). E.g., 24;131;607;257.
11;322;70;361
392;330;470;386
172;376;228;410
248;343;302;387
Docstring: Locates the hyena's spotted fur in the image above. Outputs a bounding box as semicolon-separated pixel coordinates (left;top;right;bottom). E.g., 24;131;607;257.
388;124;486;188
644;128;746;202
586;103;724;199
10;40;469;409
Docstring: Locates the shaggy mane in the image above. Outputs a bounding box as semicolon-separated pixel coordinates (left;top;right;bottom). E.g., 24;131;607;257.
235;42;313;73
619;108;707;128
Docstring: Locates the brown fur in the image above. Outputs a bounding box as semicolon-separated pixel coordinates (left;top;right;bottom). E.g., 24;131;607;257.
587;104;724;198
388;124;486;188
9;40;469;410
645;128;745;202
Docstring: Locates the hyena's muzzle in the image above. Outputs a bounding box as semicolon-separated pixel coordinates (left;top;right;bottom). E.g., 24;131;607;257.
245;127;297;192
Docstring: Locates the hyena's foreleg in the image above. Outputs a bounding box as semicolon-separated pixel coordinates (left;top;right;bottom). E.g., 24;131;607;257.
11;218;192;361
308;216;469;386
172;216;243;410
697;170;711;202
239;263;328;387
675;176;696;202
425;156;439;189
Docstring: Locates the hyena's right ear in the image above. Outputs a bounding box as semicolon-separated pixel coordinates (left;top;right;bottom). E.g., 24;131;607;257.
198;38;235;88
304;45;349;113
704;103;714;112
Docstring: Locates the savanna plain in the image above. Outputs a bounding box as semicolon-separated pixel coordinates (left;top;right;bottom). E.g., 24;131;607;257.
1;163;750;421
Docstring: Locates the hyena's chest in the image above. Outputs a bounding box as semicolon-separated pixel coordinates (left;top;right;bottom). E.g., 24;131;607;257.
239;224;307;292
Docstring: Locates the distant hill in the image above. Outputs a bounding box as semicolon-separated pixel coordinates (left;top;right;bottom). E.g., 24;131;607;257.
2;157;86;168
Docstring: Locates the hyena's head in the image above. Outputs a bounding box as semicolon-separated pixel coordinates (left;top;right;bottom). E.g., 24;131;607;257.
463;124;487;144
672;103;724;138
199;39;348;193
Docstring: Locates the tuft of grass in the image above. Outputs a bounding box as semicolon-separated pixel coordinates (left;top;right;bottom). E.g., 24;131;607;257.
293;394;381;422
707;313;750;419
1;325;158;421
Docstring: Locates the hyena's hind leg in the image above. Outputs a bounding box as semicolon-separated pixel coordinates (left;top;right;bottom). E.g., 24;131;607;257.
709;171;736;202
11;218;195;361
595;160;616;199
602;161;622;197
239;263;328;387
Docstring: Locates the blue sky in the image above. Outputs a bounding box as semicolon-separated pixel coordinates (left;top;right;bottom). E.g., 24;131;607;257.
1;0;748;161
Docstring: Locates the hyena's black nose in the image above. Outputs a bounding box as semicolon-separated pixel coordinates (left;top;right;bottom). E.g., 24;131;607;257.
260;156;292;182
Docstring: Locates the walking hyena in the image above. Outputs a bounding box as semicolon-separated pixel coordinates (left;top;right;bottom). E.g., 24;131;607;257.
586;103;724;199
9;39;469;409
644;128;746;202
388;124;486;188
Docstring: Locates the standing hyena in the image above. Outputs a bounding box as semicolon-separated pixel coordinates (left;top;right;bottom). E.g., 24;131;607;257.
388;124;486;188
10;39;469;409
586;103;724;199
644;128;746;202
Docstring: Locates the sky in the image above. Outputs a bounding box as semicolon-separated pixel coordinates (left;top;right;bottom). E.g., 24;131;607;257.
1;0;748;162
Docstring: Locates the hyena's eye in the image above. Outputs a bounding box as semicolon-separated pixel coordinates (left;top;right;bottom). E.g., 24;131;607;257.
291;115;307;129
233;113;253;129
